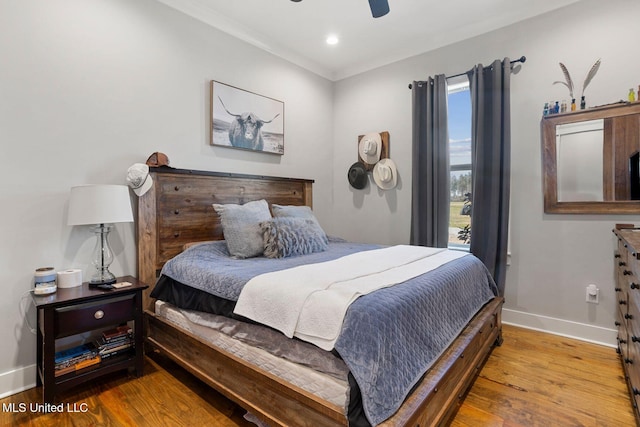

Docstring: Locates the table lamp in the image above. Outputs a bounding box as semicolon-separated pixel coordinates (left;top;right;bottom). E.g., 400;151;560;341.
67;185;133;287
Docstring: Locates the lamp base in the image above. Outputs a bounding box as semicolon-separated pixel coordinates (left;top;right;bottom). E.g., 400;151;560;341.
89;223;117;288
88;277;117;287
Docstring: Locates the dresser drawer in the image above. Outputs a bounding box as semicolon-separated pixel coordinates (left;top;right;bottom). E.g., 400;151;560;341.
619;288;630;329
628;321;640;396
54;294;136;338
618;309;630;360
631;254;640;281
618;238;630;264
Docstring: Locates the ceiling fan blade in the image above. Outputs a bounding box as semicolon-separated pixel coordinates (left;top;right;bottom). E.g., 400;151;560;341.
368;0;389;18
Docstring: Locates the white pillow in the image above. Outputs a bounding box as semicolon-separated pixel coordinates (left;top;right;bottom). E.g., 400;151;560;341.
212;199;272;258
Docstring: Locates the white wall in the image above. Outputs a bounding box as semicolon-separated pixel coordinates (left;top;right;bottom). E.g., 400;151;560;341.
330;0;640;344
0;0;333;397
2;0;638;400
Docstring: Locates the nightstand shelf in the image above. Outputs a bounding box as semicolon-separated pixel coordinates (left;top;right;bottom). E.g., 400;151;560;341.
32;275;148;403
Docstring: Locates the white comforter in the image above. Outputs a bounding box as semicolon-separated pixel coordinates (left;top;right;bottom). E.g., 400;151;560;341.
233;245;467;350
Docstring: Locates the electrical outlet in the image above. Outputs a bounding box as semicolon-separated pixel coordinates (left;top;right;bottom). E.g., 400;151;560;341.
586;284;599;304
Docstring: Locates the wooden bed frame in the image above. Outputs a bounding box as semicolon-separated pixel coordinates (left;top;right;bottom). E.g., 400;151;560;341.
137;167;504;427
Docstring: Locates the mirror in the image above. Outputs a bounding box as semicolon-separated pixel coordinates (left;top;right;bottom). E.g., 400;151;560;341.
556;119;604;202
542;102;640;214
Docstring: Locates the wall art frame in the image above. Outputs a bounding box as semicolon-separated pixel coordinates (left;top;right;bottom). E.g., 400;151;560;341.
210;81;285;155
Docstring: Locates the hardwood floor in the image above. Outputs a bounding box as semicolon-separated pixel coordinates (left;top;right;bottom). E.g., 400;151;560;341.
451;325;635;427
1;324;635;426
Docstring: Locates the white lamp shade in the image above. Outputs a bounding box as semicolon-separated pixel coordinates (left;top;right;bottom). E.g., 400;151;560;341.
68;185;134;225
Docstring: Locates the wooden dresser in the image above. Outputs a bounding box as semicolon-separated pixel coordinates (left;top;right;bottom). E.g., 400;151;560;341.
614;226;640;424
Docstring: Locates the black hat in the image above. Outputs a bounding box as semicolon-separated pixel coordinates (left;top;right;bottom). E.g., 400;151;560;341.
348;162;368;189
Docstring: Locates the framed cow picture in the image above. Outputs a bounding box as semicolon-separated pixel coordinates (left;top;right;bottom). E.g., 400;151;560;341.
210;81;285;155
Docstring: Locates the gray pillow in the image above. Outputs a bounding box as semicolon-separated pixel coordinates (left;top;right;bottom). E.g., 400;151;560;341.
212;199;272;258
271;204;327;239
261;217;328;258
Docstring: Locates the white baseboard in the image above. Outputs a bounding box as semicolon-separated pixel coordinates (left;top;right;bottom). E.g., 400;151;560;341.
0;364;36;399
502;308;618;348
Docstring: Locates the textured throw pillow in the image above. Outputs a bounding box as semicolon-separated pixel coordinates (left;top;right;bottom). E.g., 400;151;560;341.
261;217;328;258
271;204;327;240
212;199;272;258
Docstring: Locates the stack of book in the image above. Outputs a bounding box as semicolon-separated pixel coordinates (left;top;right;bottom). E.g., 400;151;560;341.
96;325;134;359
54;343;100;377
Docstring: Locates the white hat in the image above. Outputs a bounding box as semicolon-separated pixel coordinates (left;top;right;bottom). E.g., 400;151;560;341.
373;158;398;190
358;133;382;165
126;163;153;196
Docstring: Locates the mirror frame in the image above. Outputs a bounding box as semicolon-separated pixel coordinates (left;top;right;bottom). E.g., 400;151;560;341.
542;102;640;214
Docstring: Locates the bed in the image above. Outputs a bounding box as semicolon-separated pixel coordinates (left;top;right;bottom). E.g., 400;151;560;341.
138;166;504;427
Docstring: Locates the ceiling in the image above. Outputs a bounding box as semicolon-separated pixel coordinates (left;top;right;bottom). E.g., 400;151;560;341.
156;0;581;81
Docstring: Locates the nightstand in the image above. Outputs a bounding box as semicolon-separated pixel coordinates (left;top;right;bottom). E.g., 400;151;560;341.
32;275;148;403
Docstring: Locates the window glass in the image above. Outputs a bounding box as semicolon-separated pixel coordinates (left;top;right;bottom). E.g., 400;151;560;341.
447;77;471;249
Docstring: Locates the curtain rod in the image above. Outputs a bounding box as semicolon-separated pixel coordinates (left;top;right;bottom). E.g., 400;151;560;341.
408;56;526;89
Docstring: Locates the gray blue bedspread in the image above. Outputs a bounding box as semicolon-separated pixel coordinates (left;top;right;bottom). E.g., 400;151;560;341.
160;238;380;301
160;239;497;426
335;253;497;425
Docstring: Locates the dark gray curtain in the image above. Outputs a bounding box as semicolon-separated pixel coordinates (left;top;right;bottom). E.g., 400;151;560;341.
467;58;511;296
410;75;449;248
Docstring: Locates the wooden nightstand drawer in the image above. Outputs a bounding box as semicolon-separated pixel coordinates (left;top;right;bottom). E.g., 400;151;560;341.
54;294;135;338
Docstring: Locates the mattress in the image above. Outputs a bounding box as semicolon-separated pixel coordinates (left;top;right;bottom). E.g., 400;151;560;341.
152;240;498;425
154;300;350;409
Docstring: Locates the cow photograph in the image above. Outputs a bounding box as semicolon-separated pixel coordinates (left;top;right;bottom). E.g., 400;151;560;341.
211;81;284;155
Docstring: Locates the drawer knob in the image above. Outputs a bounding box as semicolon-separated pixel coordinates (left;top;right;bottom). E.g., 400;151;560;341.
633;336;640;343
632;283;640;290
616;287;622;292
625;313;634;320
94;310;105;320
620;300;627;305
615;254;621;258
624;270;633;276
615;321;622;326
620;261;627;266
634;387;640;396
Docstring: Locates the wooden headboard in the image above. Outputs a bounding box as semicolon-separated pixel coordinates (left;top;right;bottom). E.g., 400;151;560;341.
136;166;314;310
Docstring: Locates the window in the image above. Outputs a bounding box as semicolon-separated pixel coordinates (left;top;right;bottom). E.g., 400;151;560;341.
447;76;471;249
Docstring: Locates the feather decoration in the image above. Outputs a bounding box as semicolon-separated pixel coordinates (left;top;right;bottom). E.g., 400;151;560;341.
552;80;572;97
581;58;601;96
553;62;573;98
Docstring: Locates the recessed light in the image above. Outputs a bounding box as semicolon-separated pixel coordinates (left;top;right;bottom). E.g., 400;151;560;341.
326;35;339;45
